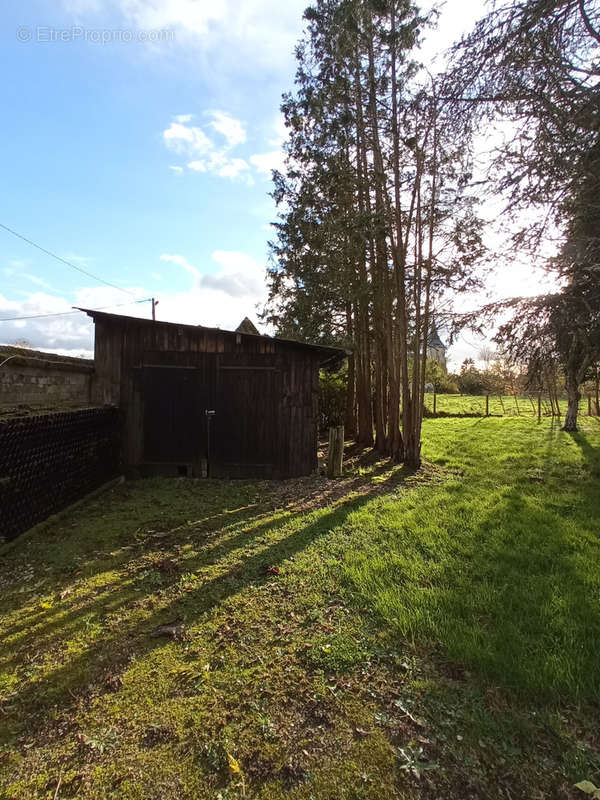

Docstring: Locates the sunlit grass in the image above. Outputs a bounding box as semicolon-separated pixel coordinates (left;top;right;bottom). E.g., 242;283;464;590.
343;418;600;697
423;392;597;418
1;417;599;798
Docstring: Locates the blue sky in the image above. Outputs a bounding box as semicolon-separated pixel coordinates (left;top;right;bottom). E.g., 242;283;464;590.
0;0;311;354
0;0;550;367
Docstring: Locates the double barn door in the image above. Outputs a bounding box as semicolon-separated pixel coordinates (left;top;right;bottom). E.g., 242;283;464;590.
142;354;280;477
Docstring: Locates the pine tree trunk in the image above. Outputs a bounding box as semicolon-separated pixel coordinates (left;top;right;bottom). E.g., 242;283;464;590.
355;301;374;446
344;305;356;437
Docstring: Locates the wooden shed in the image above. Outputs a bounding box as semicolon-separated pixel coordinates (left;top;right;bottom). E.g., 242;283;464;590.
80;309;345;479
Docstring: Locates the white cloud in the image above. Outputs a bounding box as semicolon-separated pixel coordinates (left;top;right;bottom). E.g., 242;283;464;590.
169;165;184;175
164;111;284;182
249;116;288;177
75;285;149;310
163;120;213;156
160;250;265;298
120;0;228;37
206;250;266;297
187;153;250;179
269;115;288;147
217;159;251;179
160;253;201;282
154;287;264;331
163;112;250;181
0;247;269;356
208;110;246;148
249;150;285;175
186;160;207;172
0;288;146;353
3;258;56;291
62;0;307;72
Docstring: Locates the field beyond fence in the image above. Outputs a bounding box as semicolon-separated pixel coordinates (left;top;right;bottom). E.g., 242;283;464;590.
424;392;599;418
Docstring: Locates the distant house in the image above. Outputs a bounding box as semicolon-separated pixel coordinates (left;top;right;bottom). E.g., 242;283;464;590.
235;317;260;335
79;309;345;479
427;322;447;371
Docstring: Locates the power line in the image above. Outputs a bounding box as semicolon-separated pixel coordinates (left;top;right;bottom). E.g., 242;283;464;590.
0;222;138;296
0;298;151;323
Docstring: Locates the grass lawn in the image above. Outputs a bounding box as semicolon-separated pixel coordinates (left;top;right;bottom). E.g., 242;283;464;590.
1;417;599;799
423;393;597;418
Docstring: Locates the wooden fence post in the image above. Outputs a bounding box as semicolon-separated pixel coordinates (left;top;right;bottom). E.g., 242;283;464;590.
485;395;489;417
327;425;344;478
589;396;592;416
538;393;542;423
433;390;437;415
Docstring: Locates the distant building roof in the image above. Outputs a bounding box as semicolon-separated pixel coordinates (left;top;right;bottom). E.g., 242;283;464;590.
235;316;260;335
427;322;445;350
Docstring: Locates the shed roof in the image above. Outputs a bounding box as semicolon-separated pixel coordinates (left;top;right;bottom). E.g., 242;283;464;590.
76;308;348;365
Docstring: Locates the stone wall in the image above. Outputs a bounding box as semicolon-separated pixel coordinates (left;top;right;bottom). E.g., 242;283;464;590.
0;347;93;409
0;407;121;542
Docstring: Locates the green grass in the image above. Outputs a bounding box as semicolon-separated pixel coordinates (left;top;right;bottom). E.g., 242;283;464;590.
1;417;599;799
423;392;596;418
424;392;535;416
345;418;600;697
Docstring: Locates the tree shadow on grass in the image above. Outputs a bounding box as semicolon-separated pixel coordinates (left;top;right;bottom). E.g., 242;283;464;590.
0;465;413;744
341;421;600;700
450;422;600;699
441;481;600;698
569;428;600;477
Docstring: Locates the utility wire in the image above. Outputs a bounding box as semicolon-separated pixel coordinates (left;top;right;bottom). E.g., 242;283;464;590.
0;298;151;323
0;222;138;296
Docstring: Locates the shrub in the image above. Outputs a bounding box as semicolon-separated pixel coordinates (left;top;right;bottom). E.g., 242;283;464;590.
319;367;347;433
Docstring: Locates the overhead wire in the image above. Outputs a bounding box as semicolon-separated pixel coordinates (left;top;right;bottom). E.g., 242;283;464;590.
0;221;139;296
0;298;151;323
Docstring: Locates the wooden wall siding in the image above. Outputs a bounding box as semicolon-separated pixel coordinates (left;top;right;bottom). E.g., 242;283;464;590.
92;317;320;478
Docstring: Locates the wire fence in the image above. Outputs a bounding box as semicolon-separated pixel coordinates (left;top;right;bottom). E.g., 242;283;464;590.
423;393;600;419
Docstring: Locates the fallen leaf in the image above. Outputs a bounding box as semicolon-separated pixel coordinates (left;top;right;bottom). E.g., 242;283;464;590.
227;752;241;775
149;620;185;639
574;781;600;798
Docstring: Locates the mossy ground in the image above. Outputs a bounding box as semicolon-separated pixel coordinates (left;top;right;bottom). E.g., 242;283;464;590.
1;417;599;799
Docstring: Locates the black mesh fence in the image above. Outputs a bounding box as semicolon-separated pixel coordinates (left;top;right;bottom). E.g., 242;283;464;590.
0;407;120;542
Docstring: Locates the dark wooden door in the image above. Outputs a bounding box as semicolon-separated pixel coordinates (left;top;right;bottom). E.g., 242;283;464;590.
143;367;210;463
213;359;280;477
